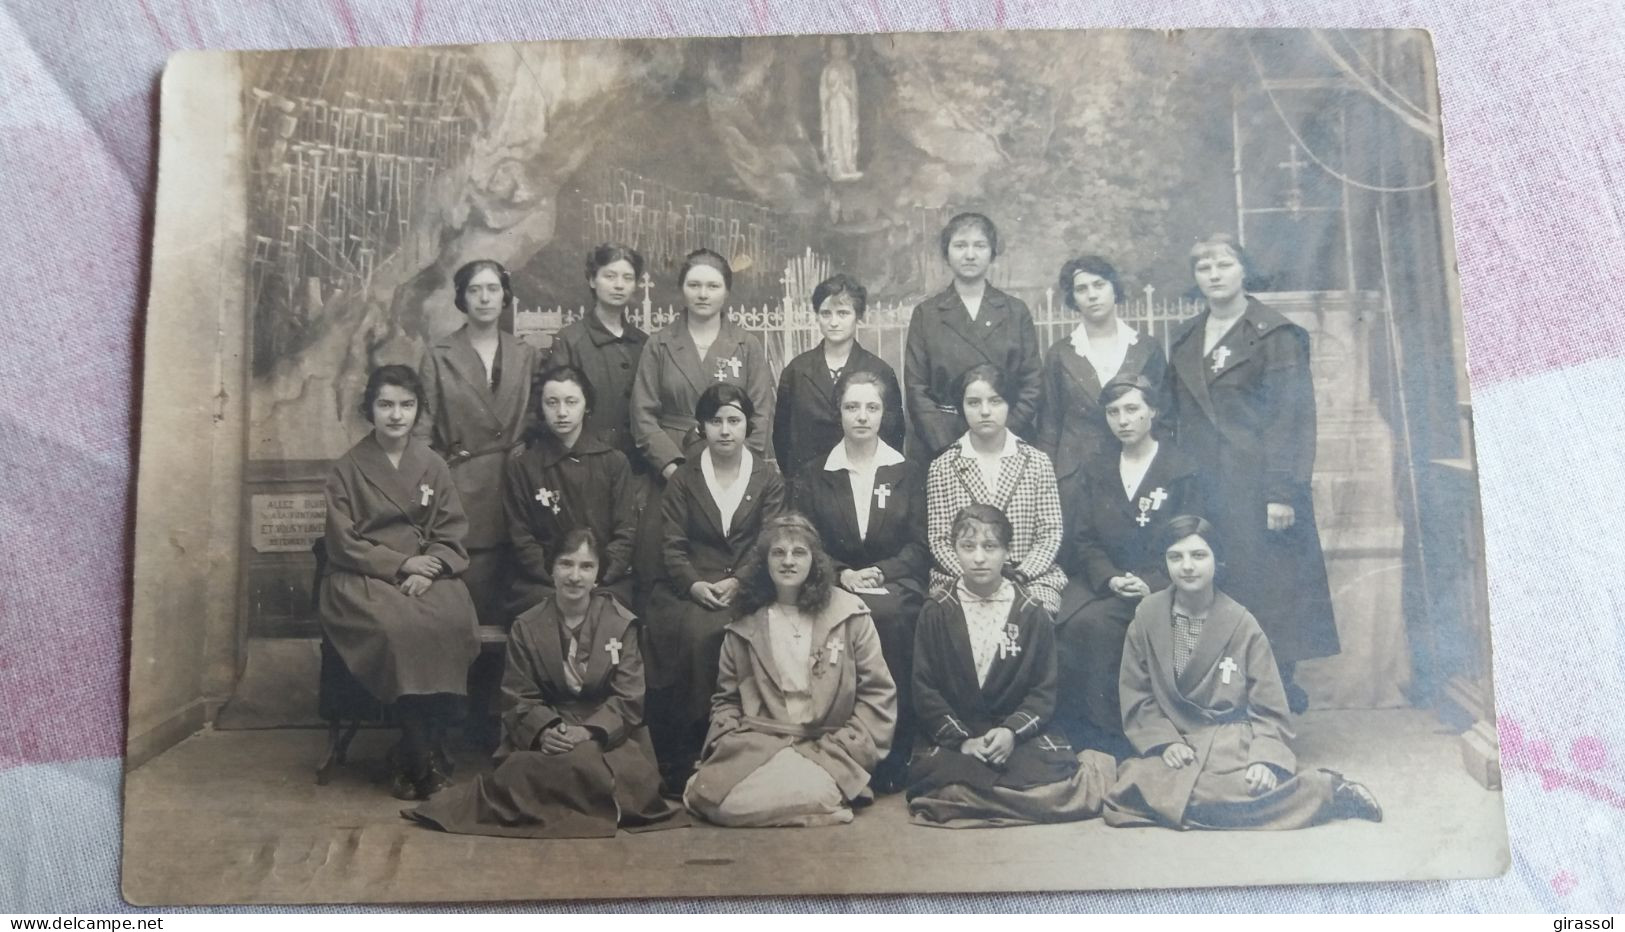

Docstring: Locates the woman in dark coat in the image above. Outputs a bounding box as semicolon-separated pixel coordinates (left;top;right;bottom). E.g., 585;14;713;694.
1034;255;1167;520
503;364;638;615
319;365;480;800
792;368;928;792
1053;374;1203;756
1163;233;1337;712
907;504;1117;828
406;528;688;837
904;212;1043;459
415;258;538;627
772;273;904;479
644;383;788;789
543;243;650;473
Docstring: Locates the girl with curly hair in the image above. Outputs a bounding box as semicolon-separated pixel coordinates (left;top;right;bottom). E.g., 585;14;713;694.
684;514;898;827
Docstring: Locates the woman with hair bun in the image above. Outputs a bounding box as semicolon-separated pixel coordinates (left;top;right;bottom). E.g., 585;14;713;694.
415;258;538;627
1163;234;1337;712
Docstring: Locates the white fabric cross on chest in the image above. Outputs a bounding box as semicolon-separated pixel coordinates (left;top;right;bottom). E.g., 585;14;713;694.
534;486;560;514
824;637;843;664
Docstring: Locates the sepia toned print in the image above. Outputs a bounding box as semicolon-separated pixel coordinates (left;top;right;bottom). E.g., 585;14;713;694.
124;28;1504;904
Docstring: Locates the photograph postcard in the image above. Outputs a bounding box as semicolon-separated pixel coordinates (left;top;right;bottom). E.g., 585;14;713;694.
123;28;1507;905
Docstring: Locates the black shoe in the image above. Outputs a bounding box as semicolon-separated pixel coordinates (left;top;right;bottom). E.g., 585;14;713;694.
1284;681;1310;715
390;769;424;801
658;764;693;801
1333;777;1383;822
871;766;908;796
417;768;453;798
431;745;455;779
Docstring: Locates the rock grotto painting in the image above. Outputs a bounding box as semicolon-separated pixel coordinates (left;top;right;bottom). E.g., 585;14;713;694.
240;31;1439;464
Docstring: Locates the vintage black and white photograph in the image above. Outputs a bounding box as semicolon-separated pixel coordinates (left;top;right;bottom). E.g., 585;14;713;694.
123;28;1507;904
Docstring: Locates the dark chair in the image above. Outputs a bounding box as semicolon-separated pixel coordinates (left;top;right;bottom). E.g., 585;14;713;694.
311;538;510;784
311;538;389;784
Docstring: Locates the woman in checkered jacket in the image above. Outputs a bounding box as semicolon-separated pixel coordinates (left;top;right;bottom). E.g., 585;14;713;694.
924;363;1067;616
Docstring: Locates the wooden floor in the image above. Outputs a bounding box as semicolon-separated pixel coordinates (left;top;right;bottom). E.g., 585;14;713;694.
121;708;1508;906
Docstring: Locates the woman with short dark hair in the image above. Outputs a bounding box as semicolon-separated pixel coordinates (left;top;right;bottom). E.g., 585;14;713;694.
320;365;480;800
772;273;904;477
903;212;1043;459
907;504;1117;828
1052;374;1203;756
1035;254;1167;518
1104;514;1381;829
925;363;1067;614
544;242;651;473
503;364;638;614
643;382;787;790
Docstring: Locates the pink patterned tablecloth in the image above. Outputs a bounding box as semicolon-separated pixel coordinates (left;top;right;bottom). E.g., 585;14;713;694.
1;0;1622;912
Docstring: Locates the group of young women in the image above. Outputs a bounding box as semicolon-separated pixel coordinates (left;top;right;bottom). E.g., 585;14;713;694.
318;213;1381;835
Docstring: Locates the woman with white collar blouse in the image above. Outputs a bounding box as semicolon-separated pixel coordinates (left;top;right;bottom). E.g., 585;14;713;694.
643;383;787;791
1035;255;1167;518
791;368;928;793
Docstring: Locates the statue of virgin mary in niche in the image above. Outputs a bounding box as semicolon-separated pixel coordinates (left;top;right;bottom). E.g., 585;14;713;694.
820;37;863;182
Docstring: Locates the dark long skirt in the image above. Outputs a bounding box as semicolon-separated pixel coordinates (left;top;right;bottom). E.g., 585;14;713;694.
319;571;479;703
854;582;923;787
1197;471;1338;668
405;732;688;838
463;545;515;628
1053;579;1138;758
643;582;731;784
